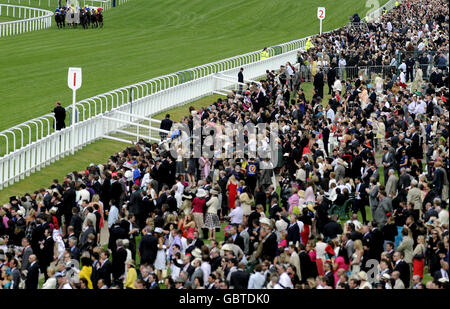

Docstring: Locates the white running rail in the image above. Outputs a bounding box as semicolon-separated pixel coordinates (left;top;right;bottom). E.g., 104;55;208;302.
0;4;53;37
0;0;400;189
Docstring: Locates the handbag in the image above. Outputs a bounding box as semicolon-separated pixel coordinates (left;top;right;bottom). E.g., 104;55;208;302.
413;246;425;259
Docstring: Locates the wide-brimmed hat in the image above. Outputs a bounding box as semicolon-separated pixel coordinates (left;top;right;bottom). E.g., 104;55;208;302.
196;189;206;198
358;271;368;281
191;257;202;267
191;248;202;259
125;259;135;267
259;217;271;226
382;273;391;280
298;190;305;198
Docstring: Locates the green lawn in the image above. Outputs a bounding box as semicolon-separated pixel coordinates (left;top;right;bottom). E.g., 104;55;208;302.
0;0;386;133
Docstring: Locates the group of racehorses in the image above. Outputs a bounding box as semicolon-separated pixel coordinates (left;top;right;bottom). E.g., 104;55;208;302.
54;7;104;29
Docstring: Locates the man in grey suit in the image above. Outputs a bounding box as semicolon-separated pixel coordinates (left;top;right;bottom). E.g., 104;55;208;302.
20;237;33;273
335;158;347;182
238;223;250;256
381;146;395;184
188;258;204;288
407;179;423;220
10;258;22;289
368;177;379;217
385;169;398;198
374;190;393;228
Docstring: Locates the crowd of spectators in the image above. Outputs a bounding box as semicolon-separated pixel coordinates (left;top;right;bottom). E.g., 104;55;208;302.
0;0;448;290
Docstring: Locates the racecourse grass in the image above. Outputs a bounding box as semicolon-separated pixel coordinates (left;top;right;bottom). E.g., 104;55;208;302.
0;0;387;133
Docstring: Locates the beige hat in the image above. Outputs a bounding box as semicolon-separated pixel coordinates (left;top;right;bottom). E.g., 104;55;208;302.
298;190;305;198
125;259;135;267
191;257;202;267
259;217;271;226
275;219;288;232
382;273;391;280
191;248;202;259
196;189;207;198
358;271;368;281
210;189;219;195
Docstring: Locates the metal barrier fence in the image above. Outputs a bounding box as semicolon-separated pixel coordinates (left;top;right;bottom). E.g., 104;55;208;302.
299;64;442;83
0;3;52;37
0;0;402;189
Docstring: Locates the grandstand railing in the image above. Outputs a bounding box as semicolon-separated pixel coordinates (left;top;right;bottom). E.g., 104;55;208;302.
0;0;402;189
0;3;52;37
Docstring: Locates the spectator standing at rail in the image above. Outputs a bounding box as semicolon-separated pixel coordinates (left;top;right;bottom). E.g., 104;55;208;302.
238;68;244;94
160;114;173;140
53;101;66;131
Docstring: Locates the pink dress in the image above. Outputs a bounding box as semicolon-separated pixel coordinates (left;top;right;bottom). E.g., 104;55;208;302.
288;194;300;214
305;187;315;203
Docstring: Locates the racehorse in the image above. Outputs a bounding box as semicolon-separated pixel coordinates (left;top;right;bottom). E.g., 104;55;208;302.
90;9;98;28
97;10;103;28
54;9;65;28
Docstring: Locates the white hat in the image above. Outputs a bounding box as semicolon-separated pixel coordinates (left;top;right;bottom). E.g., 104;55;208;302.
50;207;58;214
358;271;368;281
382;273;391;280
191;257;202;267
259;217;271;226
196;189;207;198
154;227;163;234
124;170;133;181
275;219;288;232
191;248;202;259
16;209;24;217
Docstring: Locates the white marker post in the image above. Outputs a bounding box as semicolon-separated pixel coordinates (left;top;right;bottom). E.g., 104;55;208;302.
317;7;325;35
68;67;82;155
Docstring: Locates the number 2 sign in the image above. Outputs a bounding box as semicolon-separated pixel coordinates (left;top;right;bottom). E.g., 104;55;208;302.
317;7;325;20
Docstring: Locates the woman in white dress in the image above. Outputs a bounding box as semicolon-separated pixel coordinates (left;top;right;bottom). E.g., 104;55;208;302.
351;239;363;275
154;235;167;283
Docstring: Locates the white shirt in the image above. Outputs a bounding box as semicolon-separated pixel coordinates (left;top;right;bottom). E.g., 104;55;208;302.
326;108;335;123
398;62;407;72
229;206;244;225
279;272;293;289
201;261;211;286
108;205;119;228
76;189;91;205
248;272;266;289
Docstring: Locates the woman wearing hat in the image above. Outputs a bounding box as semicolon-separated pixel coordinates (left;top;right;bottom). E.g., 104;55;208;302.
124;259;137;289
204;189;220;241
192;189;206;235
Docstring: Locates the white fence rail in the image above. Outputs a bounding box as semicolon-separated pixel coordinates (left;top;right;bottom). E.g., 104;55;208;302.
0;0;400;189
0;4;52;37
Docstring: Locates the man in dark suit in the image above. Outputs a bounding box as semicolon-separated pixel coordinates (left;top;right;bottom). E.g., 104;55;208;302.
97;250;113;287
10;258;21;289
39;228;54;280
20;237;33;272
286;214;300;245
298;243;317;283
353;178;368;224
111;176;124;206
230;262;250;289
148;273;160;289
112;239;128;284
139;231;158;266
260;226;278;262
269;198;282;219
68;237;81;262
25;254;39;289
381;146;395;184
323;215;343;240
393;251;410;288
53;101;66;130
62;182;76;234
324;262;335;288
433;260;449;282
69;207;83;239
160;114;173;140
313;68;325;99
237;68;244;94
368;221;384;261
229;226;245;252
